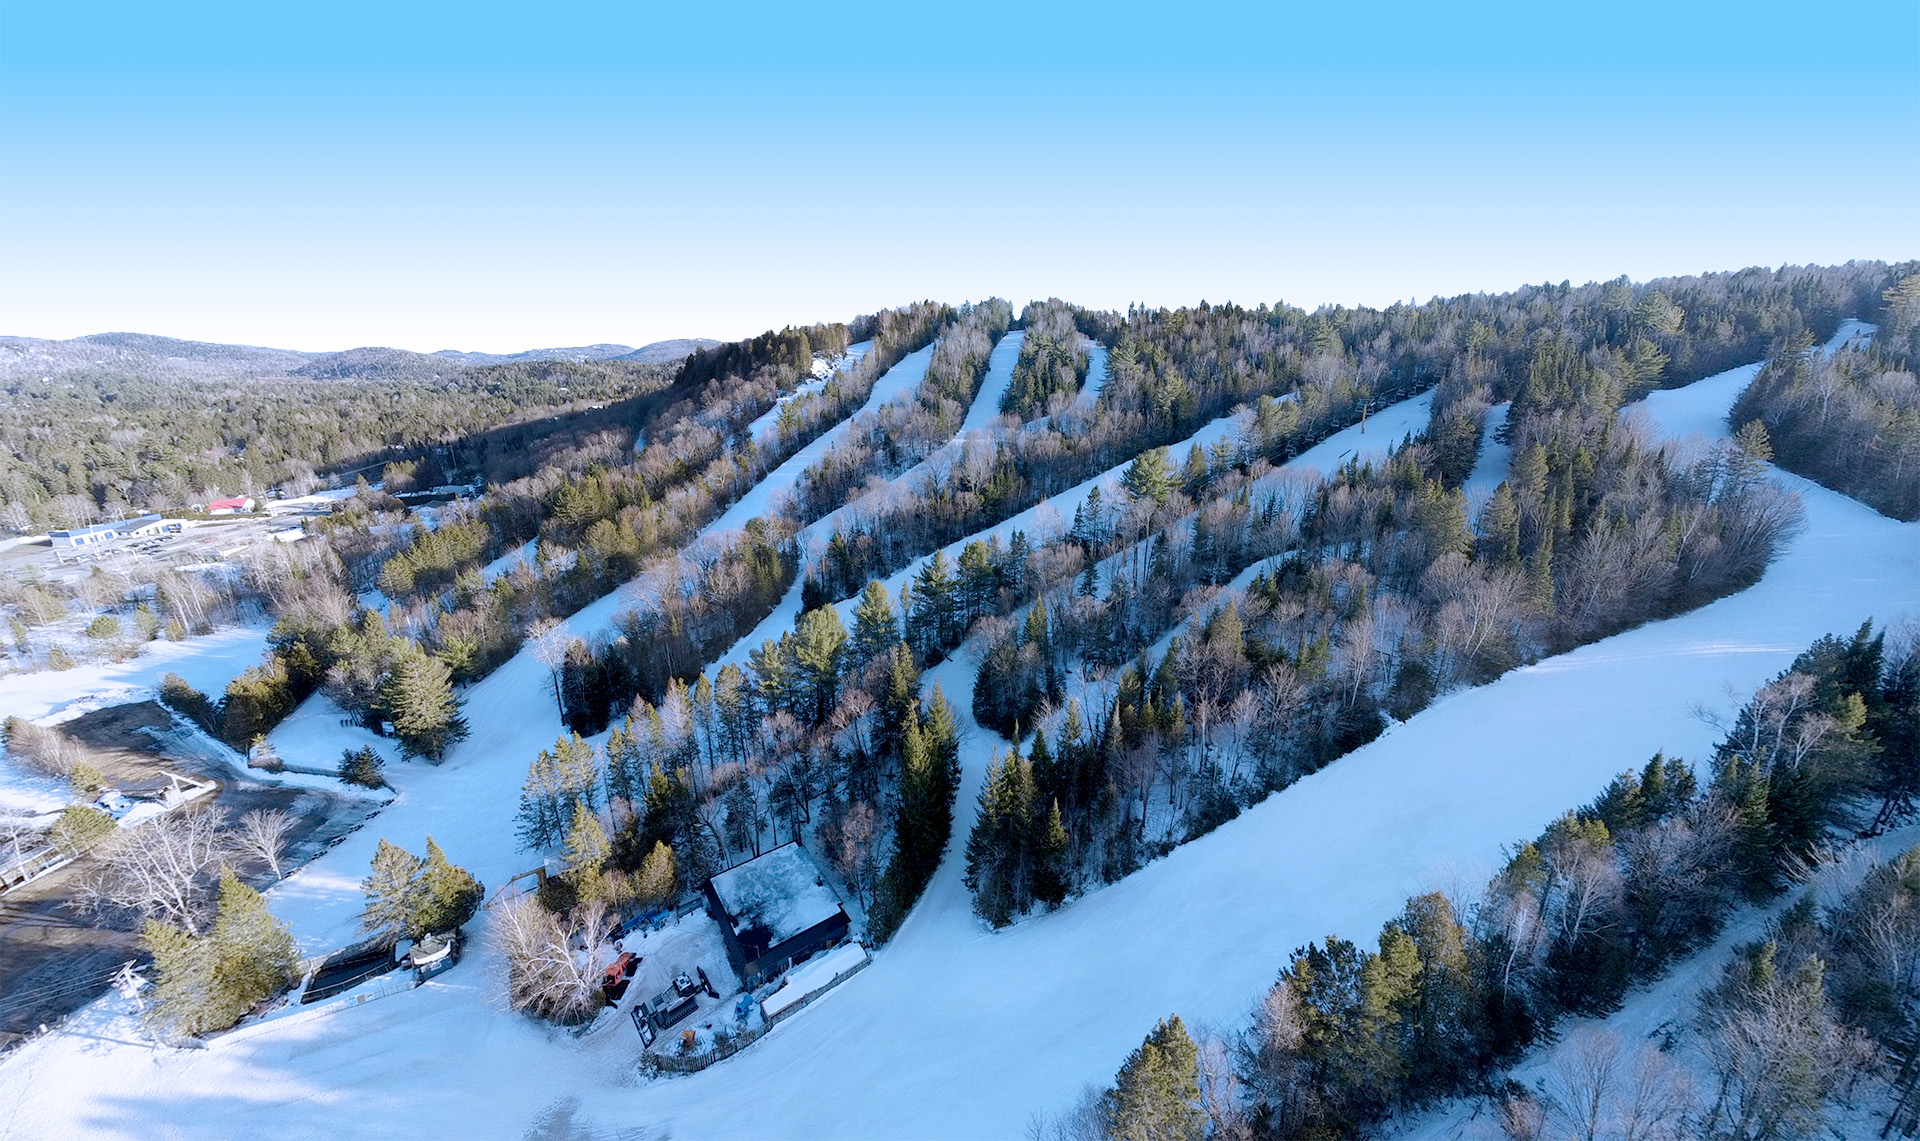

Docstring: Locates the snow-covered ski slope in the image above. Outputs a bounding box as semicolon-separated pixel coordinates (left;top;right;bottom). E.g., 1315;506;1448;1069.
960;329;1024;435
1463;402;1512;503
5;335;1915;1141
711;328;1025;670
744;340;875;444
708;342;935;538
251;347;946;945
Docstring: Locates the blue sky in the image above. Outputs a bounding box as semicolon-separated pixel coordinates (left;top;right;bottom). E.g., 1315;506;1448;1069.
2;1;1915;352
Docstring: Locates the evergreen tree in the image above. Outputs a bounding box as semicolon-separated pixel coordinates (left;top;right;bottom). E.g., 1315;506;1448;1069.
1106;1015;1205;1141
925;684;962;805
361;837;424;934
1033;798;1070;907
1524;529;1555;615
143;869;296;1040
965;752;1017;927
636;839;677;905
1475;482;1522;567
1180;443;1211;498
851;581;899;670
793;605;848;726
338;745;386;789
879;642;919;757
604;720;641;814
562;803;611;883
1123;446;1175;505
908;550;959;659
714;662;753;765
410;838;482;936
384;645;467;762
958;540;998;628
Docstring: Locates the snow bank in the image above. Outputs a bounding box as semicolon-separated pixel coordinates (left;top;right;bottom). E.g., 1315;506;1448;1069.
761;942;868;1020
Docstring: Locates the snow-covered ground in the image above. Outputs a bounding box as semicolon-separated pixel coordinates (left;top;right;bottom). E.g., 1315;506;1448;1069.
1463;402;1512;503
1396;822;1920;1141
707;342;934;538
1283;389;1434;478
1075;338;1110;409
0;625;270;731
478;538;536;585
265;487;360;515
959;330;1024;436
744;340;876;445
1824;317;1876;355
2;340;1915;1140
0;625;271;815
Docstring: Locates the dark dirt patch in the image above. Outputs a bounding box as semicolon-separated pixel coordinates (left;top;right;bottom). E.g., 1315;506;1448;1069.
0;702;383;1051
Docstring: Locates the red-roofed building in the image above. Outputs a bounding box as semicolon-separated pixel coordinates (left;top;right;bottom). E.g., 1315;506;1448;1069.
207;496;256;515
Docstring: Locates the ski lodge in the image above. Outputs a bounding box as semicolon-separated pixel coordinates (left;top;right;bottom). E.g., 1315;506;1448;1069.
49;513;165;549
703;842;850;985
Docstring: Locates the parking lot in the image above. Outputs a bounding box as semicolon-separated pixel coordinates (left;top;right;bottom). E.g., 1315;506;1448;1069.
0;503;332;585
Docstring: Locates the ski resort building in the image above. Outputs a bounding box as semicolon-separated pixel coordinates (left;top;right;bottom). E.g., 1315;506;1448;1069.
49;513;165;549
206;496;256;514
703;842;850;985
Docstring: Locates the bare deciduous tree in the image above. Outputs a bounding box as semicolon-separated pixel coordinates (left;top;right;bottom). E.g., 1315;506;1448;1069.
232;808;293;880
80;808;229;934
494;895;615;1024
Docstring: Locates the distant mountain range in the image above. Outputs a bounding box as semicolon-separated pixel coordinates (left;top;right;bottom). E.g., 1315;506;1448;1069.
0;331;723;383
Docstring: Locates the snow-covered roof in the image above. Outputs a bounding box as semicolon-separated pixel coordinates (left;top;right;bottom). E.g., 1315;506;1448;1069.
50;513;162;539
708;843;845;947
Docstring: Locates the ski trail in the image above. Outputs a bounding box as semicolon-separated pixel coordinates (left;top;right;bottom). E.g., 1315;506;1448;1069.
1463;402;1512;503
959;330;1024;436
712;329;1022;670
10;338;1914;1141
255;348;935;948
744;340;875;445
568;350;1913;1139
707;341;936;537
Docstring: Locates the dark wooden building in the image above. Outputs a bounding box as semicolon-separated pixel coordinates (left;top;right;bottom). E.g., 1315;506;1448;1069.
704;842;850;984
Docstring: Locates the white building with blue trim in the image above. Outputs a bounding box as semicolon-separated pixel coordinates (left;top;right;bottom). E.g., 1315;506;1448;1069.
49;513;165;549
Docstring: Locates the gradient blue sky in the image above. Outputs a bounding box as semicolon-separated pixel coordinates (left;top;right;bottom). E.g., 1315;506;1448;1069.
2;1;1915;353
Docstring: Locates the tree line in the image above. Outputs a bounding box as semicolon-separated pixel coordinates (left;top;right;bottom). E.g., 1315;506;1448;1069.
1034;623;1919;1140
1730;270;1920;521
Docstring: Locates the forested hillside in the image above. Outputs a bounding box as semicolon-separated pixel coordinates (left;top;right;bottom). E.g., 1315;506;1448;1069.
1732;273;1920;520
6;261;1916;1139
0;333;719;532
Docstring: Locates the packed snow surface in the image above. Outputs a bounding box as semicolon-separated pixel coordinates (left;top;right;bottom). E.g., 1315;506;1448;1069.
960;330;1024;435
1463;402;1512;502
2;347;1916;1140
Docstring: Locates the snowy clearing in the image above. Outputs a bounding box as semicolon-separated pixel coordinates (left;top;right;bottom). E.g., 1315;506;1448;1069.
960;329;1024;436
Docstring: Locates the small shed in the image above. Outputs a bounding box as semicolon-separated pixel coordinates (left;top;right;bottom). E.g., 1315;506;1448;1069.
704;842;850;985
